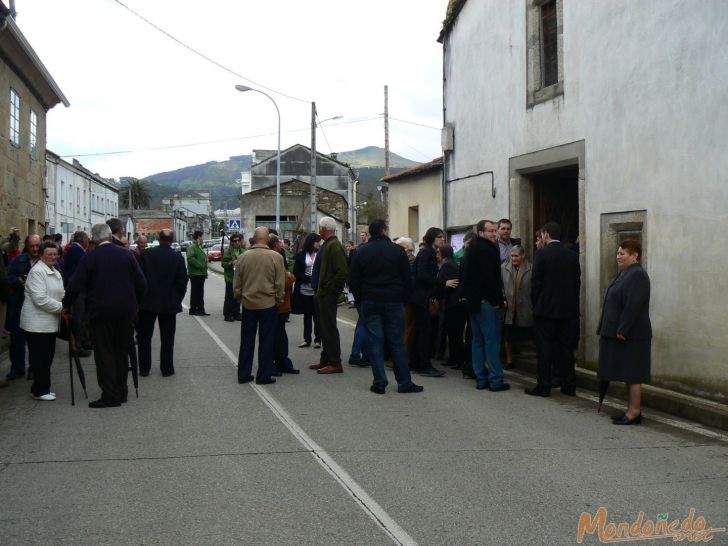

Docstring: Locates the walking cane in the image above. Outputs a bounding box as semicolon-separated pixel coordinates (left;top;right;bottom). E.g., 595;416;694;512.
64;315;88;405
128;335;139;398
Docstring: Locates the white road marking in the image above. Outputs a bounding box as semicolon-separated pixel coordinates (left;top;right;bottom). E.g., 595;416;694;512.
192;308;417;546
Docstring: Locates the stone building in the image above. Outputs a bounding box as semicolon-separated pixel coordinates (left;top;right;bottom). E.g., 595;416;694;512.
250;144;356;236
161;190;212;238
439;0;728;402
0;4;68;237
240;179;348;245
383;157;443;243
119;209;188;243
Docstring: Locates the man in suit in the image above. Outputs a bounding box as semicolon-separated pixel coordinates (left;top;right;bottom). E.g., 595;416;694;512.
137;229;188;377
526;221;581;397
496;218;521;264
62;223;147;408
62;231;92;358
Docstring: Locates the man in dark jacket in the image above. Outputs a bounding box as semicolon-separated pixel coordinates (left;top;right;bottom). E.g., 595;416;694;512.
349;220;423;395
138;229;188;377
5;235;41;380
526;221;581;397
309;217;348;375
463;220;509;391
63;223;147;408
62;231;92;357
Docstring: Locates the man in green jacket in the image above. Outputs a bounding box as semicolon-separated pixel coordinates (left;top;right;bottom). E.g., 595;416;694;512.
186;230;209;315
309;217;348;375
222;234;244;321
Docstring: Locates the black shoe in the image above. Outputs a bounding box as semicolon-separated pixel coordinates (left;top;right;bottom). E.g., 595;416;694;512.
224;317;235;322
414;367;445;378
162;370;175;377
139;370;150;377
398;383;423;394
78;349;92;357
271;370;283;377
81;343;94;351
88;399;121;408
476;382;490;390
281;368;300;374
611;413;626;422
189;310;199;316
256;377;276;385
370;384;386;394
489;383;511;392
234;315;243;321
298;341;311;348
613;413;642;425
238;375;254;384
348;358;370;367
198;311;211;316
525;386;551;397
560;385;576;396
462;370;476;380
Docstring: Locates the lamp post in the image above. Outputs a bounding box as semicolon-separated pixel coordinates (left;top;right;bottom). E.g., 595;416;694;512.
235;84;281;234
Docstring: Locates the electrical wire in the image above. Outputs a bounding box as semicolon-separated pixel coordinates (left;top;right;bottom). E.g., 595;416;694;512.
58;116;383;158
112;0;311;104
315;113;334;154
389;116;441;130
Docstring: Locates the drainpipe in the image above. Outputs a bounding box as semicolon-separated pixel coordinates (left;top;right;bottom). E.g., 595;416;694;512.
441;37;448;232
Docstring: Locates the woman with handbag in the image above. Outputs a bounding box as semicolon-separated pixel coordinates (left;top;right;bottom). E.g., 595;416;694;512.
292;233;322;348
20;242;65;401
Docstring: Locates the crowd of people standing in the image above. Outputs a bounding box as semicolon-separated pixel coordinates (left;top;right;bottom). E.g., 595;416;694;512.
0;211;651;424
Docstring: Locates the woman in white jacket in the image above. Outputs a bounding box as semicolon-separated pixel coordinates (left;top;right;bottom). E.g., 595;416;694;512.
20;242;65;401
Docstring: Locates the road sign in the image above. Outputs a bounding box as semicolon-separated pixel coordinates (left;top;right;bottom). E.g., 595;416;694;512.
227;219;241;230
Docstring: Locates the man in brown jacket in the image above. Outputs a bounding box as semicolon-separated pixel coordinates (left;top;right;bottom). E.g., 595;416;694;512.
234;227;285;385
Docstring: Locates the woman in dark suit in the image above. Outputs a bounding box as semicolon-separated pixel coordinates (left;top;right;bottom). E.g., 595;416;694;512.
597;239;651;425
292;233;322;348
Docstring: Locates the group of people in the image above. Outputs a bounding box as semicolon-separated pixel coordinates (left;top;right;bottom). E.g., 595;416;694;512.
0;210;651;423
0;220;188;407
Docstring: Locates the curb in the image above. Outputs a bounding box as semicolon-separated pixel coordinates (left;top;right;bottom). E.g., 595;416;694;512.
511;352;728;433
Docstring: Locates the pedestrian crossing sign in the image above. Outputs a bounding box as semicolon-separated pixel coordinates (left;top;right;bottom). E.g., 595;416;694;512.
228;219;241;230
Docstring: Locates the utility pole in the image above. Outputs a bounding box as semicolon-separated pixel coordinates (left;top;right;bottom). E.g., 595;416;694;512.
129;185;133;238
384;85;390;176
310;102;317;232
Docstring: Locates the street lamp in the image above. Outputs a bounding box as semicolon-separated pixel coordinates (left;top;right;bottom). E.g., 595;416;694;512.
235;84;281;234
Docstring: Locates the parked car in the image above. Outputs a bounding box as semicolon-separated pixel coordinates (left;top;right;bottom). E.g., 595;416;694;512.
180;240;192;251
207;244;223;262
171;242;181;252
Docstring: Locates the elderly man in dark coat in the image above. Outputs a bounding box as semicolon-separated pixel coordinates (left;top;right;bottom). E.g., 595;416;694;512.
138;229;188;378
63;223;147;408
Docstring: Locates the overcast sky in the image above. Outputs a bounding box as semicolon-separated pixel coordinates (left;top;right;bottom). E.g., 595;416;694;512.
17;0;449;180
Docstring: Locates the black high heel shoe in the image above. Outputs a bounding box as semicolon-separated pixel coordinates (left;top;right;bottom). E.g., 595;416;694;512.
611;413;626;422
613;413;642;425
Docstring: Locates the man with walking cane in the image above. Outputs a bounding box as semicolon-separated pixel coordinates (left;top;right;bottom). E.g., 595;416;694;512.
62;223;147;408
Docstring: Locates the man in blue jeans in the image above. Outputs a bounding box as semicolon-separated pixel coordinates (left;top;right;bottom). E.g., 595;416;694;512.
462;219;510;392
348;219;423;395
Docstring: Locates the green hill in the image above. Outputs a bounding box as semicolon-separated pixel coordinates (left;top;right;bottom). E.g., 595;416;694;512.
121;147;419;209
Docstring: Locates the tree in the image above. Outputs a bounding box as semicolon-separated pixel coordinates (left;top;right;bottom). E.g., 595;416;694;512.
359;192;387;224
120;178;151;209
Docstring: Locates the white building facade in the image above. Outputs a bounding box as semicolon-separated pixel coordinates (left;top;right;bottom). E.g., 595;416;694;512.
440;0;728;402
45;151;119;242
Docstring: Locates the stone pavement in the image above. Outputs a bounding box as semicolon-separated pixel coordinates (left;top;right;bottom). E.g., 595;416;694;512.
0;270;726;545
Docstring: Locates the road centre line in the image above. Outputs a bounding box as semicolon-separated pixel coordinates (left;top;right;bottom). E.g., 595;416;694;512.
192;311;417;546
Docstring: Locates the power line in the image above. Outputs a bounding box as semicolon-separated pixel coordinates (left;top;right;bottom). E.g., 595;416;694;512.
112;0;310;104
389;116;441;130
58;116;383;158
315;112;334;154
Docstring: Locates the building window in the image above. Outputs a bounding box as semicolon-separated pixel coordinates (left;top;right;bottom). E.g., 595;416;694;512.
526;0;564;108
9;88;20;147
83;190;87;215
61;181;65;208
540;1;558;88
77;188;81;213
29;109;38;159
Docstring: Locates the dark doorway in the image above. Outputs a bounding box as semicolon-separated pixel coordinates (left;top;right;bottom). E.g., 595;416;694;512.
532;166;579;248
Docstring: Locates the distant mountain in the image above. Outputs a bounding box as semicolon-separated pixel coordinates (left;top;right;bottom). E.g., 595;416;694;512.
121;147;419;209
336;146;419;168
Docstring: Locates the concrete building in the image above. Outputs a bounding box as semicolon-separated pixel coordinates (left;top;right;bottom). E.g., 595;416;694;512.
0;4;68;238
45;151;119;242
240;179;348;246
161;190;212;238
439;0;728;402
383;157;443;243
251;144;355;235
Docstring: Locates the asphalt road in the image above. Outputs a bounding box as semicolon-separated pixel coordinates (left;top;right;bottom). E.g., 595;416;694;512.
1;269;726;545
